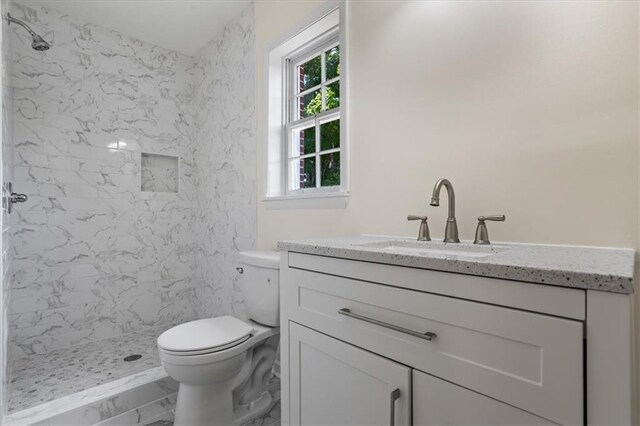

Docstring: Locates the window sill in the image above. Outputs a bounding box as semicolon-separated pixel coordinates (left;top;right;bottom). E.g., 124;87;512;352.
262;191;349;210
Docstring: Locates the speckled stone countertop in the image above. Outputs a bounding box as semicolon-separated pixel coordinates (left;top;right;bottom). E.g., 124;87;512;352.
277;236;636;294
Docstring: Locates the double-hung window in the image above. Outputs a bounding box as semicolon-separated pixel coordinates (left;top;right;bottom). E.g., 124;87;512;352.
287;40;341;193
264;4;347;208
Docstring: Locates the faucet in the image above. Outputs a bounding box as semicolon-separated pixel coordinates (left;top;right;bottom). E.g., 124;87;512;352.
430;178;460;243
407;215;430;241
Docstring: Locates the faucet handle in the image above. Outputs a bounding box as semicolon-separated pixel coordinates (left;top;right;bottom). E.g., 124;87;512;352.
407;215;430;241
474;215;506;245
478;215;505;222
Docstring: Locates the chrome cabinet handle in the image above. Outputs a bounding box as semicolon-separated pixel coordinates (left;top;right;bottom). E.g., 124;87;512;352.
338;308;437;341
390;388;400;426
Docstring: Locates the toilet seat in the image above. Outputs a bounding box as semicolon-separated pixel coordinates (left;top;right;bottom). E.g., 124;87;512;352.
158;316;255;356
158;320;278;367
160;334;252;356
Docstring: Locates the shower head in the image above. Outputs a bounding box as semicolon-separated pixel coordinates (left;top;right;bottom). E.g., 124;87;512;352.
7;13;51;51
31;34;50;51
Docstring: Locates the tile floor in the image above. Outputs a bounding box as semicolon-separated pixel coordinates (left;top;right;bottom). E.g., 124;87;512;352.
8;324;281;425
8;324;173;413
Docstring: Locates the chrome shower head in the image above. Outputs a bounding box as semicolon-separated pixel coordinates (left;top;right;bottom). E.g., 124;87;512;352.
7;13;51;51
31;34;50;51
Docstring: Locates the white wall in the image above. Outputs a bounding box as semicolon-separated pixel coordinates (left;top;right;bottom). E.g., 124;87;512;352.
256;1;639;250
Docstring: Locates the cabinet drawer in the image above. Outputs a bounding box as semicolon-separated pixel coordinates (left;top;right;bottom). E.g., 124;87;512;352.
413;370;554;425
283;267;583;425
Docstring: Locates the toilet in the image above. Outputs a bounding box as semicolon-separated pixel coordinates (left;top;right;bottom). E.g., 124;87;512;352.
157;251;280;426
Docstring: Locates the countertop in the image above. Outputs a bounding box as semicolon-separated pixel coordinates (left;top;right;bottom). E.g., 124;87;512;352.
277;236;636;294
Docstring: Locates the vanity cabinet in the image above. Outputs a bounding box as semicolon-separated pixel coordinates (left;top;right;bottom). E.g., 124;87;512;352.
289;322;411;425
279;250;636;426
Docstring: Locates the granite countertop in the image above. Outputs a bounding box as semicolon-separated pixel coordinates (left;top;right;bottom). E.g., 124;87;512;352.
277;236;636;294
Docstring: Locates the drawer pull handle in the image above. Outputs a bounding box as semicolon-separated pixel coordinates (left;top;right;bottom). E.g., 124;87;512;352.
337;308;437;341
390;388;400;426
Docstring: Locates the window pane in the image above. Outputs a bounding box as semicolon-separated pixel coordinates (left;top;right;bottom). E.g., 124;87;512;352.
325;46;340;80
320;119;340;151
298;89;322;118
320;152;340;187
297;55;321;92
325;81;340;110
291;126;316;157
290;156;316;189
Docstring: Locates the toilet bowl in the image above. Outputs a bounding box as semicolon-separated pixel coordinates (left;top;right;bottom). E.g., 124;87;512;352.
157;251;280;426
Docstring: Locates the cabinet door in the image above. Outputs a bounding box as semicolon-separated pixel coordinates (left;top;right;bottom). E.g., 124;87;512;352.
413;370;555;426
289;322;411;425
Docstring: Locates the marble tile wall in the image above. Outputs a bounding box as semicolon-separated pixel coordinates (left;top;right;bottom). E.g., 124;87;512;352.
1;0;15;416
6;2;201;358
191;5;256;320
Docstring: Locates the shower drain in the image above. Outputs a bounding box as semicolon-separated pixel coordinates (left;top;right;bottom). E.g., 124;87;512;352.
123;354;142;362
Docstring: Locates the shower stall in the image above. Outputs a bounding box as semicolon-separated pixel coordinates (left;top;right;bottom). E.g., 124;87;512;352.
0;1;264;424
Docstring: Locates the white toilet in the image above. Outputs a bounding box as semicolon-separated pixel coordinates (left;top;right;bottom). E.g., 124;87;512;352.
157;251;280;426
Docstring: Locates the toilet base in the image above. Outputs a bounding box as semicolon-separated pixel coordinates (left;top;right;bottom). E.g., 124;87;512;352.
233;390;273;425
174;380;236;426
173;382;277;426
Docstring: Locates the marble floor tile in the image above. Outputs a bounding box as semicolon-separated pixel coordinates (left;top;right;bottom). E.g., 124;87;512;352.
8;324;173;413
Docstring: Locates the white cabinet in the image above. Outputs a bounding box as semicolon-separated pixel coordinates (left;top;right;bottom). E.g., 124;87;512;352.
280;252;635;425
412;370;554;426
283;266;583;425
288;322;411;425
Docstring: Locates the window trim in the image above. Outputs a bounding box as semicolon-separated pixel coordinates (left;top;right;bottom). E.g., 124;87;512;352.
263;1;348;209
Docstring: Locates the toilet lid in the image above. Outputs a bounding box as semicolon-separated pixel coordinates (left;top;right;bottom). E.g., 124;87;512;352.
157;316;254;353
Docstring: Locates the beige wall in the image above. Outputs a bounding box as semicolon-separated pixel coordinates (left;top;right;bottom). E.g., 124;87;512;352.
255;0;638;251
255;1;640;414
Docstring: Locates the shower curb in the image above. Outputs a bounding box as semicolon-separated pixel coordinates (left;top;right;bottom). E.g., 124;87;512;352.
2;367;175;426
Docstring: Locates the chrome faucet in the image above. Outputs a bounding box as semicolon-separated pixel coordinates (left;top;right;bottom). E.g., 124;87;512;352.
430;178;460;243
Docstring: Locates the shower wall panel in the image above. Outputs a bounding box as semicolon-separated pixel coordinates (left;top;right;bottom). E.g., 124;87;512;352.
6;3;200;358
191;6;256;320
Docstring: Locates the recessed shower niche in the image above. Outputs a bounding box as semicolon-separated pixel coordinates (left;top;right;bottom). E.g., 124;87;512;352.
141;152;180;193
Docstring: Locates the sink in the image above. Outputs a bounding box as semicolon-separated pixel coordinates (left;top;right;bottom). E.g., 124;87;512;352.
354;240;509;259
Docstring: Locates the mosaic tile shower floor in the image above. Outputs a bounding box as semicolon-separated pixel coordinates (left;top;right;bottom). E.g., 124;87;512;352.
8;324;172;413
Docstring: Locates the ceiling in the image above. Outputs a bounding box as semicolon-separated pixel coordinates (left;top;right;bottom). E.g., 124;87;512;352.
18;0;252;56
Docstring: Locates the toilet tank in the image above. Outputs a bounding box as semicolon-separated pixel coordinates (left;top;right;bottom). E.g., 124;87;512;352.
238;250;280;327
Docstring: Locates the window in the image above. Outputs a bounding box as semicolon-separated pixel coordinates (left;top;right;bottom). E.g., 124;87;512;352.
264;4;347;209
287;41;341;192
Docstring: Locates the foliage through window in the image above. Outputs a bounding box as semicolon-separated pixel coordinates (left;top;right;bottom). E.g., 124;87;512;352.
287;40;341;192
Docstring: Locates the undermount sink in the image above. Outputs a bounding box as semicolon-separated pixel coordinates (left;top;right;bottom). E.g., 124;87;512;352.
354;240;509;259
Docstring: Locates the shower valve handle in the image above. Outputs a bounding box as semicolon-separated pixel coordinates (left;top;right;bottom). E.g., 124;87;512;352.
11;193;28;203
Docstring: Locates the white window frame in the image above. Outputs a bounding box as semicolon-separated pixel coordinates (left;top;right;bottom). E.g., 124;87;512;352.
263;1;348;209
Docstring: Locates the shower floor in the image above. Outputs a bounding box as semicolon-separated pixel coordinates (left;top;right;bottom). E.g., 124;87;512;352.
8;324;172;413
